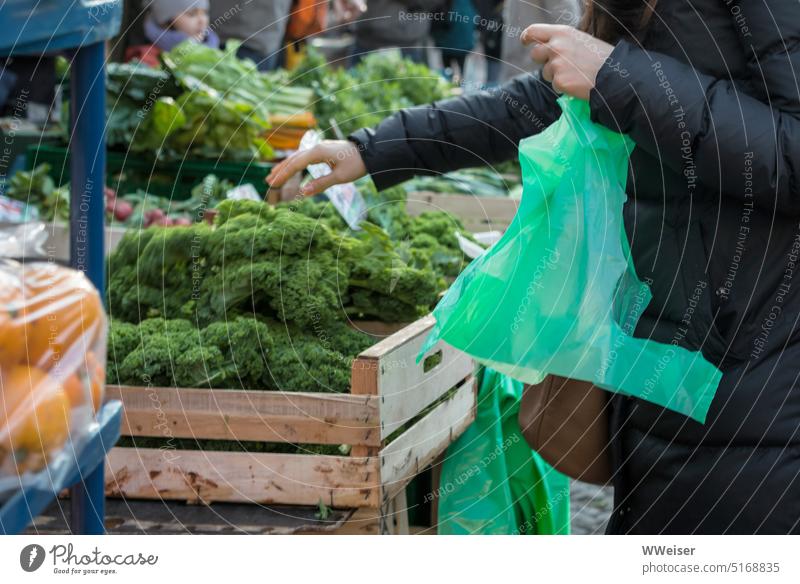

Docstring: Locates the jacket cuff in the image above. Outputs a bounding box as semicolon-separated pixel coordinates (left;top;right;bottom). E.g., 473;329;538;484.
588;39;640;134
348;124;416;191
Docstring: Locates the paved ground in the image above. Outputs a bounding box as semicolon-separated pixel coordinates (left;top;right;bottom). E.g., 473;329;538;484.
570;481;614;535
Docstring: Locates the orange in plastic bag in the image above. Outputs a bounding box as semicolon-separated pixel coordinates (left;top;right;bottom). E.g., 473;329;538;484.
0;260;108;482
0;365;71;473
0;289;25;367
20;264;103;371
63;352;105;413
23;293;103;370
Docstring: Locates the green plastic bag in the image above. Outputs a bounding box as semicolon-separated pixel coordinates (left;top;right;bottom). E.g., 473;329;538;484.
420;97;722;423
437;366;571;535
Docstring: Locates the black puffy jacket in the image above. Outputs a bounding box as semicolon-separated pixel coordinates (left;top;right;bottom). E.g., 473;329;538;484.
350;0;800;534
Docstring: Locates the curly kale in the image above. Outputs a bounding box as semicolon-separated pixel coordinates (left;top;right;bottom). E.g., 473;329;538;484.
107;196;457;333
406;232;465;279
346;289;427;323
364;185;412;239
214;198;276;227
201;317;272;388
199;206;346;327
207;203;332;262
343;223;439;320
266;257;347;327
114;318;233;388
407;212;477;278
408;211;464;248
361;186;475;280
107;321;141;384
112;317;272;389
107;224;210;322
116;322;208;387
109;316;371;394
263;321;373;393
277;197;348;232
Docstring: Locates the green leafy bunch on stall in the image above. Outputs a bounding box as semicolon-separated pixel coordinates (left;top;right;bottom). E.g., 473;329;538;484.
290;47;453;137
106;192;476;395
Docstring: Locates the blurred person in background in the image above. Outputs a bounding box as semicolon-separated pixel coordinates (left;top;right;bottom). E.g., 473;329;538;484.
473;0;504;86
124;0;219;66
0;58;55;124
431;0;477;82
349;1;434;66
332;0;368;24
210;0;293;71
500;0;581;80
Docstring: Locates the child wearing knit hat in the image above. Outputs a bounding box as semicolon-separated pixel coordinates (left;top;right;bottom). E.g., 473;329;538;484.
125;0;219;67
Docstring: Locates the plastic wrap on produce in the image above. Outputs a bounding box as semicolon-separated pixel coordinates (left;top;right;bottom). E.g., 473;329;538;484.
0;260;107;499
0;222;48;258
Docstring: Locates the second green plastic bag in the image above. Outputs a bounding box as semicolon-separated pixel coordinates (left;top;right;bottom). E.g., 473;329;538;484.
419;96;722;423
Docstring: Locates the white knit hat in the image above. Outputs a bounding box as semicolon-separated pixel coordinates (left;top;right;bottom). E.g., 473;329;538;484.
149;0;209;26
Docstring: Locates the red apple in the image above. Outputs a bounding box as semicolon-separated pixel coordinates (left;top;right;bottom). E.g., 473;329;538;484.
113;200;134;222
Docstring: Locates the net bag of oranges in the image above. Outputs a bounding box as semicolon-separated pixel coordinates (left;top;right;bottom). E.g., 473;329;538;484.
0;260;107;495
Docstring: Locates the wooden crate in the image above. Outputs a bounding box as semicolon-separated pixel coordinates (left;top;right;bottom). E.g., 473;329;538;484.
104;315;475;533
406;191;519;233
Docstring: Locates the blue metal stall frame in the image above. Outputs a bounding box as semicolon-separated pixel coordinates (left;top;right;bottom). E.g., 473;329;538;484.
0;0;123;535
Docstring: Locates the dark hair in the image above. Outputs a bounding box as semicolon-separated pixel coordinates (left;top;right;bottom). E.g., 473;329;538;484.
580;0;658;42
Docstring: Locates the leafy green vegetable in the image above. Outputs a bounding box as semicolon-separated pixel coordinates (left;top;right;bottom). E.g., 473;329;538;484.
4;164;70;221
103;43;295;161
134;97;186;153
166;88;274;161
403;167;522;197
315;500;331;521
109;315;373;394
104;62;181;150
163;40;273;120
290;47;452;137
283;184;476;282
107;196;451;327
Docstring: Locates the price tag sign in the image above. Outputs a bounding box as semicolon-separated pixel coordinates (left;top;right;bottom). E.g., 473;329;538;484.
225;183;262;201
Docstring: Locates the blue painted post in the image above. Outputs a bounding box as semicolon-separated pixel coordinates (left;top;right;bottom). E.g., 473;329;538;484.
68;40;107;535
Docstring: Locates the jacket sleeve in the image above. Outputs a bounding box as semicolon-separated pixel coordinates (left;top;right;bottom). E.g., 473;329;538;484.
588;0;800;213
349;72;561;190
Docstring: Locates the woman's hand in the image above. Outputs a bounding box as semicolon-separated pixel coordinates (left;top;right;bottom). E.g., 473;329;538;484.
266;140;368;196
521;24;614;101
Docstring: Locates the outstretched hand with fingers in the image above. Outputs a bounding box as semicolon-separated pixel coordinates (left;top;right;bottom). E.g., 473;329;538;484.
266;140;368;197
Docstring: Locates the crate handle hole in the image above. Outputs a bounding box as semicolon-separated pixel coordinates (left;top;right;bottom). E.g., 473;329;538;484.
422;350;443;373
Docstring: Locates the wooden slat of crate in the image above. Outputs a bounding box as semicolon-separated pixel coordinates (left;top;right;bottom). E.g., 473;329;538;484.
406;191;519;233
105;380;474;510
321;507;383;535
105;449;382;508
380;377;476;502
352;315;474;439
28;499;354;535
348;320;413;339
106;385;382;447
